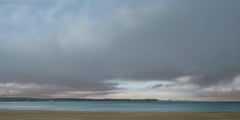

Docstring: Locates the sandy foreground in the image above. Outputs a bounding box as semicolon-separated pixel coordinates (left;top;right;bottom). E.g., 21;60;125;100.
0;111;240;120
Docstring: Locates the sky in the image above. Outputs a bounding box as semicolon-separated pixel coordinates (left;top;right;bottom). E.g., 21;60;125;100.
0;0;240;101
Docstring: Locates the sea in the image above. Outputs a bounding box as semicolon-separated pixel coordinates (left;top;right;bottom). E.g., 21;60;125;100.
0;101;240;112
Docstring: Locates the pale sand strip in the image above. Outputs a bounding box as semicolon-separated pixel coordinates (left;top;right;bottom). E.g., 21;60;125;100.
0;111;239;120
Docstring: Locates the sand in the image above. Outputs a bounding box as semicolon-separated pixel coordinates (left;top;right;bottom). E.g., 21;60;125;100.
0;111;239;120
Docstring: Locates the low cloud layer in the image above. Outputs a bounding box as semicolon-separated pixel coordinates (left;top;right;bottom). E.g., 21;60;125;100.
0;0;240;100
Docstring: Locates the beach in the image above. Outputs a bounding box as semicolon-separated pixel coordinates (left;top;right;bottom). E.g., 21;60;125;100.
0;111;239;120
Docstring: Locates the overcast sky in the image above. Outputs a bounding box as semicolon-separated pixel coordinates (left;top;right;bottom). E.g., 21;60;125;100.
0;0;240;101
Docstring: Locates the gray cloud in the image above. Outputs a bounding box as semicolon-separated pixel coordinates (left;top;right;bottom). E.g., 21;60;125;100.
0;0;240;100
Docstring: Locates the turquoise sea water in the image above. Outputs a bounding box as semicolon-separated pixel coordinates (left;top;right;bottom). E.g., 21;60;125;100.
0;101;240;112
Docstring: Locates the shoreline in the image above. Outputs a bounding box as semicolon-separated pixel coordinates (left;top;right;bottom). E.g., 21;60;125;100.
0;110;239;120
1;109;240;112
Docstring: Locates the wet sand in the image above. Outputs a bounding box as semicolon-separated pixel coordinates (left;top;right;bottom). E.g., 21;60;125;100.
0;111;239;120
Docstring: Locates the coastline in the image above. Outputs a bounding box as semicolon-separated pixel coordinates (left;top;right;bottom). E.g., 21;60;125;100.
0;110;239;120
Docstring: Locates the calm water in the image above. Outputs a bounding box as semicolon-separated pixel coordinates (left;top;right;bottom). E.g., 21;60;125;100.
0;101;240;112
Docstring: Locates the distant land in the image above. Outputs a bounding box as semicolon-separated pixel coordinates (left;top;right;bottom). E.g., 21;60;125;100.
0;97;239;102
0;97;164;102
